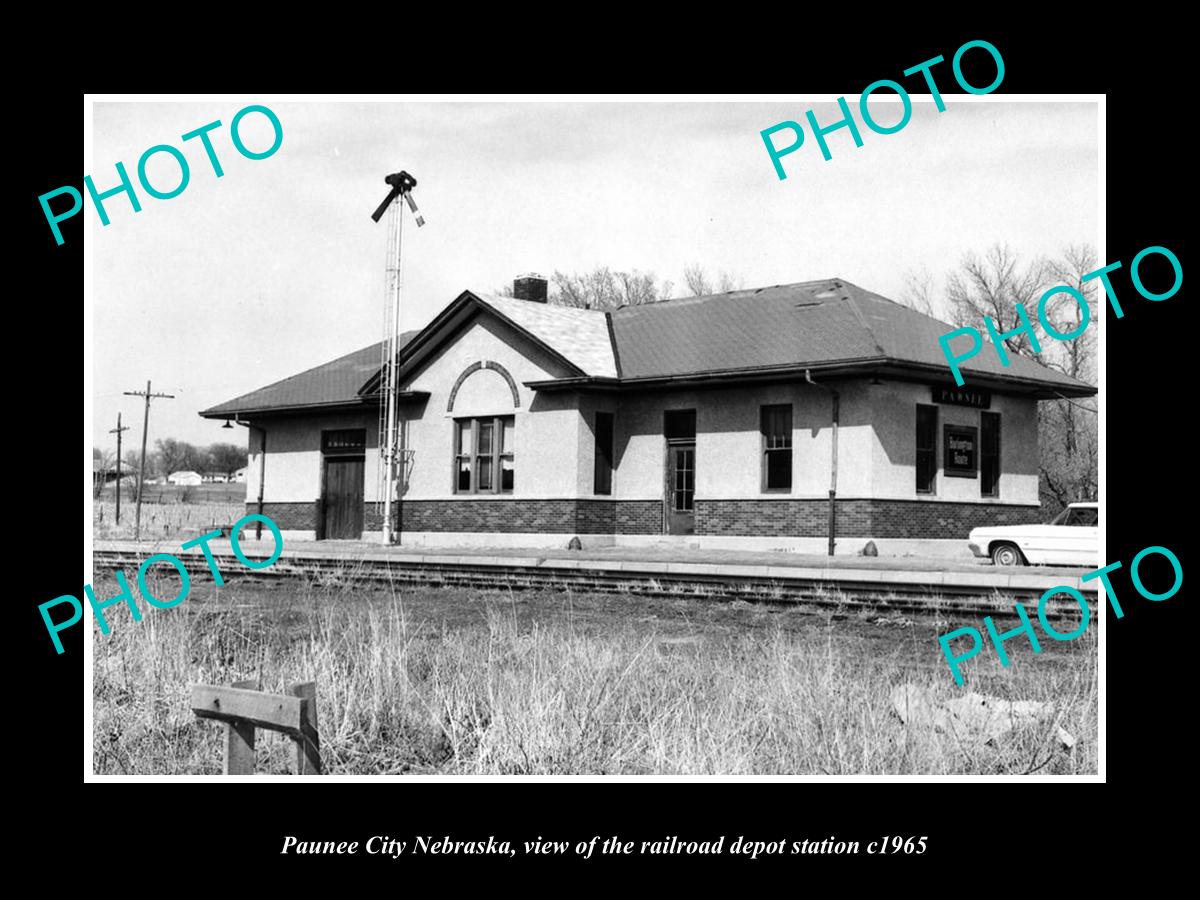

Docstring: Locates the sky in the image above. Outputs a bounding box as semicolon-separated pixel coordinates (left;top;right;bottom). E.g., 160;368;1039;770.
89;99;1099;451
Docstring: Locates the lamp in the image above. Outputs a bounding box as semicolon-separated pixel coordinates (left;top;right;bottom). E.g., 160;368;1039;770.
222;419;234;429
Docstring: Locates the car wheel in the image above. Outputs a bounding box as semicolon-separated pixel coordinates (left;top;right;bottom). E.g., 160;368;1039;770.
991;542;1025;567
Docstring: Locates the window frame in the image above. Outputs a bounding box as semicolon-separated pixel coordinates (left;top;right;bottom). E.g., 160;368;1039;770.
760;404;793;493
593;411;615;496
453;415;514;495
916;404;938;495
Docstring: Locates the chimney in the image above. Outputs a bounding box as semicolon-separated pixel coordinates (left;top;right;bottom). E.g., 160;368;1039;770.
513;273;548;303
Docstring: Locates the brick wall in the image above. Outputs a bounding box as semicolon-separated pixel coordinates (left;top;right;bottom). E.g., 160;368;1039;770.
249;501;319;531
397;499;662;534
263;497;1041;540
868;499;1042;538
695;499;1041;539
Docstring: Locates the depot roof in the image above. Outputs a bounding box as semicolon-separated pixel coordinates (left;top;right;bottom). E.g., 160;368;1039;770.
200;278;1094;419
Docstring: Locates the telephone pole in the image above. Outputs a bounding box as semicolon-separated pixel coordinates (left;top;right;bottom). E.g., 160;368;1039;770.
108;412;130;524
123;380;175;540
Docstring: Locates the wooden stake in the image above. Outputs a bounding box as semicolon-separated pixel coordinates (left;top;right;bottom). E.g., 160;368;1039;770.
290;681;322;775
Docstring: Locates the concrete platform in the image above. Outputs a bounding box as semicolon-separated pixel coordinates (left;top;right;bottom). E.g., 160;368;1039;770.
94;536;1098;595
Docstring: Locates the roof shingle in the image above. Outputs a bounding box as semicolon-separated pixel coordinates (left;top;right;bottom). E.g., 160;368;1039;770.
202;277;1094;417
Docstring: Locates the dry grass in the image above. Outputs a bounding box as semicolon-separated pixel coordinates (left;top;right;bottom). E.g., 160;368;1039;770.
93;499;246;541
91;574;1097;776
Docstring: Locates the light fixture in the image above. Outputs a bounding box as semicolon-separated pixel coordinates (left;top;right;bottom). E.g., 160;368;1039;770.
222;419;234;429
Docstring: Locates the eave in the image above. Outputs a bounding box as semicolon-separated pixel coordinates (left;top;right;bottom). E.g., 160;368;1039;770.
199;391;430;420
523;359;1097;399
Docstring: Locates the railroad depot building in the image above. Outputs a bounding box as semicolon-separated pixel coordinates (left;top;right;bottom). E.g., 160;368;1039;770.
201;276;1095;554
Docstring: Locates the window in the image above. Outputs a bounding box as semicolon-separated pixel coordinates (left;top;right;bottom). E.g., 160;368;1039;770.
1061;506;1098;526
981;411;1000;497
916;405;937;494
761;404;792;491
594;412;614;495
454;416;514;494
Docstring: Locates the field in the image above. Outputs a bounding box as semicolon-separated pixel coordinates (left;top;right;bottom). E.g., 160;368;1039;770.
91;570;1098;776
93;484;246;541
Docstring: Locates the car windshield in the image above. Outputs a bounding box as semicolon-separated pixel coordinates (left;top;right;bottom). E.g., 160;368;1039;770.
1048;506;1098;526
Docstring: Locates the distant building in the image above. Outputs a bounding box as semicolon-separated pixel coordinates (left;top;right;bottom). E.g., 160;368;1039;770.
167;470;203;486
231;467;248;484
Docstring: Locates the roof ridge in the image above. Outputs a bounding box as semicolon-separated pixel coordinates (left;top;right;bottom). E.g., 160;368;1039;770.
610;278;839;313
837;279;888;358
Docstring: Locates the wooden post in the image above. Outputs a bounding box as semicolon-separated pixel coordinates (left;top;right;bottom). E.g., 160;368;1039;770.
224;679;258;775
290;681;322;775
191;680;320;776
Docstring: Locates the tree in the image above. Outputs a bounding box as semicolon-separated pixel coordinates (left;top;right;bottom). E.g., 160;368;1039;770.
544;266;674;311
207;442;248;479
1036;243;1099;511
92;447;114;498
155;438;197;478
899;266;940;318
944;245;1049;357
682;263;741;297
928;242;1096;515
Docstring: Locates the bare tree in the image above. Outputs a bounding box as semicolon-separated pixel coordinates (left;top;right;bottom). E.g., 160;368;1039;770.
546;266;672;311
155;438;195;479
682;264;742;297
207;442;248;480
1037;243;1099;510
944;245;1049;357
93;447;115;498
899;266;940;317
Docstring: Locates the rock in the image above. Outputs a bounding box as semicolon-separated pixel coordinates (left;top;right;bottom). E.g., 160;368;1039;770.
567;536;582;550
861;540;879;556
890;683;1075;748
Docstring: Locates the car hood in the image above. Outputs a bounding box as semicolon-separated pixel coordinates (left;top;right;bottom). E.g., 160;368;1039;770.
968;523;1051;537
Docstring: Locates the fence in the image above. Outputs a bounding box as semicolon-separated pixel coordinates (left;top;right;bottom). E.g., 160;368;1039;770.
191;680;321;775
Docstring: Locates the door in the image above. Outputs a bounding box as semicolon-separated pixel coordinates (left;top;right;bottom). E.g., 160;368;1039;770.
667;443;695;535
322;457;364;539
1041;505;1098;565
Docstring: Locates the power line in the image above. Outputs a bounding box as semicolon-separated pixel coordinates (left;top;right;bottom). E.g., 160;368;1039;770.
123;380;175;541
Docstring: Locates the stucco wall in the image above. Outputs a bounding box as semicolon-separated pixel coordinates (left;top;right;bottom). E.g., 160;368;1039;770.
401;313;582;500
610;380;872;502
245;409;380;504
867;380;1039;505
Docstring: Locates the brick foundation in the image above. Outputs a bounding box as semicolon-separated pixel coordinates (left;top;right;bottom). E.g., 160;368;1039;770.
255;498;1039;540
247;501;320;531
398;499;662;535
695;499;1041;540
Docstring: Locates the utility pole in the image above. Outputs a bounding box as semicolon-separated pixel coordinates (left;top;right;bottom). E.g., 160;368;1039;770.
108;412;130;524
123;380;175;541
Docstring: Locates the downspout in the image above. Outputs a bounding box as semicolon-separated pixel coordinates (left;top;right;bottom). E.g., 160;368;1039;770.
254;426;267;540
804;370;838;556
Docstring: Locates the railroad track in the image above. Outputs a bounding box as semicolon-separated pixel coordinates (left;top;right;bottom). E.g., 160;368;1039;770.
92;548;1093;619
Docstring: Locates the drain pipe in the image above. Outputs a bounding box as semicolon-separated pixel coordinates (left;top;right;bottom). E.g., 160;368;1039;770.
804;370;838;556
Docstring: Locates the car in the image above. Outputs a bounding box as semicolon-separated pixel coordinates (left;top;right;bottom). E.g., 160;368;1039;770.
967;501;1098;567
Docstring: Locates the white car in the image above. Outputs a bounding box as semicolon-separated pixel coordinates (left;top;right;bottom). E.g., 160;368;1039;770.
968;501;1098;567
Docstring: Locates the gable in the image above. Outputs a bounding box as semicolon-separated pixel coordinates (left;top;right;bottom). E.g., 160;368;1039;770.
403;312;578;410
